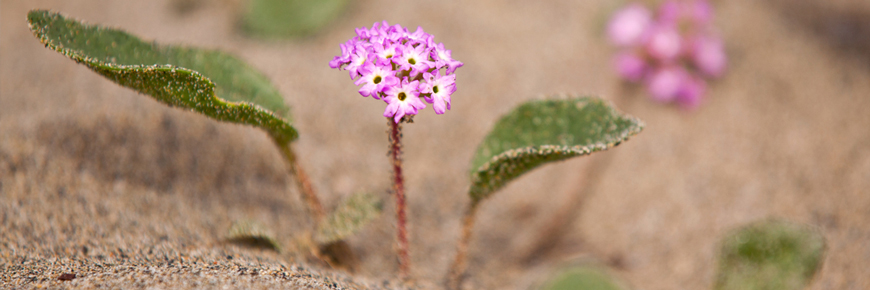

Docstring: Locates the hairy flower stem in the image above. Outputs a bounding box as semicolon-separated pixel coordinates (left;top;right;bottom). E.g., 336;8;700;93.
389;118;411;279
446;201;479;290
277;140;325;221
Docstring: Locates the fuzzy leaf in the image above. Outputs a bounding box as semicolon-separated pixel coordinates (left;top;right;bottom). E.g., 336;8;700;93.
226;220;282;252
27;10;297;144
469;96;643;203
315;193;383;245
243;0;349;39
715;220;826;290
544;266;625;290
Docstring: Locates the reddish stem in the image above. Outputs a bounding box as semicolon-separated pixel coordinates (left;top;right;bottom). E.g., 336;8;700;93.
278;141;325;220
389;118;411;278
446;202;479;290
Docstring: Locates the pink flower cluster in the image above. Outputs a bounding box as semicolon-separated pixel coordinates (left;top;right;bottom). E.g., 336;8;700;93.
608;0;726;109
330;21;463;123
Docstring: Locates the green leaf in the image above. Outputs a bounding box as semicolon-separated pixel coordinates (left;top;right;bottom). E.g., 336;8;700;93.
315;193;383;245
715;220;826;290
226;220;282;252
469;96;643;203
27;10;297;144
243;0;349;39
543;266;626;290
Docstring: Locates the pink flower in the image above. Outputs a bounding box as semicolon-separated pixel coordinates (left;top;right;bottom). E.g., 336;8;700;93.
354;62;398;99
607;3;652;47
384;80;426;123
328;39;353;69
690;35;726;77
607;1;725;109
614;51;647;82
330;21;461;120
396;43;434;77
406;26;432;44
657;1;681;24
355;27;372;39
659;0;713;26
420;71;456;114
367;21;392;40
676;76;706;109
688;0;713;25
430;41;464;74
374;41;401;66
645;24;682;61
344;44;372;79
646;66;687;102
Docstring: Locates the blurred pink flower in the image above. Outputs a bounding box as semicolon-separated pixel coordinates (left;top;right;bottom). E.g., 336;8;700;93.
646;66;686;103
657;1;682;24
646;24;682;61
688;0;713;24
676;76;707;109
659;0;712;26
614;51;647;82
690;35;727;77
607;3;652;47
607;0;725;110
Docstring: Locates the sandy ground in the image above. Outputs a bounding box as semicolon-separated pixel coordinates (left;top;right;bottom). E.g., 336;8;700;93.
2;0;870;289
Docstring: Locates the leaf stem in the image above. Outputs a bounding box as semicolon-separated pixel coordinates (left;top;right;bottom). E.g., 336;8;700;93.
446;201;479;290
279;140;362;271
389;118;411;279
519;153;613;265
277;140;325;220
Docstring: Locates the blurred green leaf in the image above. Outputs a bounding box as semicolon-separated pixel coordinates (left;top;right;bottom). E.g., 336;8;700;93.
543;266;625;290
243;0;349;39
316;193;382;245
715;220;826;290
469;96;643;203
227;220;282;252
27;10;297;144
